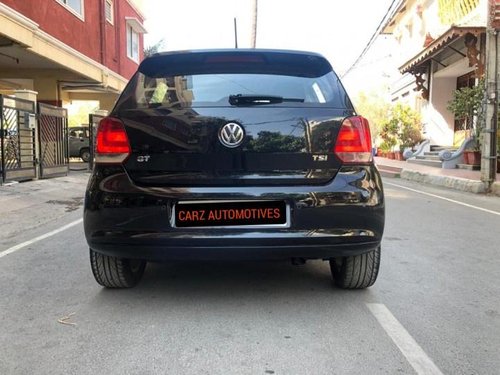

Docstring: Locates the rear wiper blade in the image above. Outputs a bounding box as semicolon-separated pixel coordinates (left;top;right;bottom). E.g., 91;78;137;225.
229;94;304;106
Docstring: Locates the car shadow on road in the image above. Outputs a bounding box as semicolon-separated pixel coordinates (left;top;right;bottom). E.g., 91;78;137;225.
143;260;332;292
91;260;372;305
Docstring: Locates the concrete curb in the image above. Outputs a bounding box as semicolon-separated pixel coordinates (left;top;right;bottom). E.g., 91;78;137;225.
400;170;488;194
491;182;500;197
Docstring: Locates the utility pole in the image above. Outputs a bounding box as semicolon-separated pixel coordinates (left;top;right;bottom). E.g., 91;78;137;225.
234;18;238;49
251;0;258;48
481;0;499;185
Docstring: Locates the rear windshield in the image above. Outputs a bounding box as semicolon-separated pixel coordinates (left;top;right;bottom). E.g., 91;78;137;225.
114;52;351;110
69;128;89;138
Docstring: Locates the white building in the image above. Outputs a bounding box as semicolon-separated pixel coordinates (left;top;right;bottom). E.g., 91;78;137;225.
381;0;488;147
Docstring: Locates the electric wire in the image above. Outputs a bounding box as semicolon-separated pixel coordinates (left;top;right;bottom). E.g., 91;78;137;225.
341;0;402;78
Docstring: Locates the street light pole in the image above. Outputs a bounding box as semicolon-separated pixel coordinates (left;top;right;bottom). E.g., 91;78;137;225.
481;0;499;185
251;0;258;48
234;17;238;49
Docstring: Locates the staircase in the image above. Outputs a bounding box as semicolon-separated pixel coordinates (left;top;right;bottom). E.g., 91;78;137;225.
407;146;457;168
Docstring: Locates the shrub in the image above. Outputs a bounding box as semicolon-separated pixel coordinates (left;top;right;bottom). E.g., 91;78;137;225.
380;103;423;151
447;79;484;152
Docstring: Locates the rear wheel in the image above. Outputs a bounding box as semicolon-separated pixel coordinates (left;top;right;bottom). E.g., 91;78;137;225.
89;248;146;288
80;148;90;162
329;246;380;289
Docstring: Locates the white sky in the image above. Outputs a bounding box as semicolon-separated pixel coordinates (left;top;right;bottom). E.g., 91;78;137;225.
143;0;400;95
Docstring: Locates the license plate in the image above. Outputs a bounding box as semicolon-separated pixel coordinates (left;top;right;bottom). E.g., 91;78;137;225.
174;200;287;228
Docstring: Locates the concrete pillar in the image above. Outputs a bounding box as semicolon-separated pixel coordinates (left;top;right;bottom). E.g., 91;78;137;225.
481;18;499;184
98;94;119;112
14;89;38;102
33;78;60;106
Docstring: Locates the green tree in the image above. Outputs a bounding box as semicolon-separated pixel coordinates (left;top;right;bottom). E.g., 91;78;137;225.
352;89;392;143
68;101;99;127
393;103;423;150
144;39;165;58
447;81;483;131
380;103;422;151
247;131;305;152
447;79;484;151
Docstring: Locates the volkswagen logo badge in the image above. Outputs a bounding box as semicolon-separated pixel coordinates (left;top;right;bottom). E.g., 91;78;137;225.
218;122;245;148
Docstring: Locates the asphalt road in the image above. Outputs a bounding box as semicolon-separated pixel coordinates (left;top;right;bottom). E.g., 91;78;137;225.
0;174;499;375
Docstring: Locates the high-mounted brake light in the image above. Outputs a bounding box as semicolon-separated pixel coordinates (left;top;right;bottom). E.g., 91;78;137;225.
95;117;131;164
205;55;265;63
334;116;372;163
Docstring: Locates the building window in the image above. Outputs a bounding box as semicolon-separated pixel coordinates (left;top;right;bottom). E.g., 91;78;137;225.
105;0;113;24
127;25;139;62
125;17;146;63
57;0;83;17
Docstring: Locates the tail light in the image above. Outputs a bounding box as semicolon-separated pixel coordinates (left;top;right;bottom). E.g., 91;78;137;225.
334;116;372;163
95;117;131;164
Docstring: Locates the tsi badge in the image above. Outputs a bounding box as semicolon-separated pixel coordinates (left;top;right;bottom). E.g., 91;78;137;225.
312;154;328;161
137;155;151;163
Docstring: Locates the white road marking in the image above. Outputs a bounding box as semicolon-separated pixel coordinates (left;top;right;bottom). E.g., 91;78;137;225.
385;181;500;216
367;303;444;375
0;219;83;259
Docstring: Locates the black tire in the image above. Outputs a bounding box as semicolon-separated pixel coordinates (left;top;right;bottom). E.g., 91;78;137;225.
89;248;146;288
329;246;380;289
80;148;90;163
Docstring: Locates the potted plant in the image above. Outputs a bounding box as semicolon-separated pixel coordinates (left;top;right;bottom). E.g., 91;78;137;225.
447;80;484;165
380;114;398;160
379;141;391;157
394;104;423;159
380;104;422;161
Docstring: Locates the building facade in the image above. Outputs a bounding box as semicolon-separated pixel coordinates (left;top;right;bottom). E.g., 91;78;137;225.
0;0;146;110
382;0;488;147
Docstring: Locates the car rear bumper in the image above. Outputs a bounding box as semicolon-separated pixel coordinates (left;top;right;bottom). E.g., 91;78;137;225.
86;230;381;261
84;165;385;261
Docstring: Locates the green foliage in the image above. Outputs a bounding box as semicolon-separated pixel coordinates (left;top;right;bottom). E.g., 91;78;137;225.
379;117;398;151
68;101;99;127
352;89;392;141
447;80;484;131
394;104;424;149
379;141;392;152
380;103;422;151
247;131;305;152
447;79;485;151
144;39;165;58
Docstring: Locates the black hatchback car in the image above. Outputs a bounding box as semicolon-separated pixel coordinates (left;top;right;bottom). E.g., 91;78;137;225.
84;49;384;289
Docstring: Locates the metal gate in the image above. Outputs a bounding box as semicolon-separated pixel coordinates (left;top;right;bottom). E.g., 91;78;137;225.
0;95;37;183
38;103;69;178
88;113;105;170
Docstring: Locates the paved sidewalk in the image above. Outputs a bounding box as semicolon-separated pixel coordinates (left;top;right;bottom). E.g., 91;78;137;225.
0;170;90;249
375;156;500;196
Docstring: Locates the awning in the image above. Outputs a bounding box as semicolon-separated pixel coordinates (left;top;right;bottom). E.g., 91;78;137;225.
125;17;147;34
399;26;485;74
